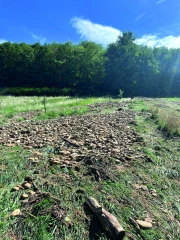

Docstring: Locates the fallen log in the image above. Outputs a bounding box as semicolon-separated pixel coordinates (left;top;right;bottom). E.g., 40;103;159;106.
85;197;125;240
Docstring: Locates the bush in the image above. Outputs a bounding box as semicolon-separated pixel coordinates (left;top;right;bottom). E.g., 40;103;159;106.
0;87;75;96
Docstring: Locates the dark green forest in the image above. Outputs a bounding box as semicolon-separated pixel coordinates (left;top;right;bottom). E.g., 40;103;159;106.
0;32;179;97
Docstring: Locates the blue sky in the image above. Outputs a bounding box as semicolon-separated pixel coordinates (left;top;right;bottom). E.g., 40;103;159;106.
1;0;180;48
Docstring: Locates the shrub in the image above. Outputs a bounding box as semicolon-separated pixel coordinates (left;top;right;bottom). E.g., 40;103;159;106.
118;89;124;99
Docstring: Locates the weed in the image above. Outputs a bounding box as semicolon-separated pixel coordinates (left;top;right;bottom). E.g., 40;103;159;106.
118;89;124;99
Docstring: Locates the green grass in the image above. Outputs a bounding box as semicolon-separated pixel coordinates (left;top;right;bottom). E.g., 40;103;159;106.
164;97;180;101
0;96;113;124
36;106;89;120
0;96;109;115
128;99;148;112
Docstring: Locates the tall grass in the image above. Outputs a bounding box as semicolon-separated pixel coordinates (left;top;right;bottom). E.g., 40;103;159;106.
158;110;180;135
149;105;180;136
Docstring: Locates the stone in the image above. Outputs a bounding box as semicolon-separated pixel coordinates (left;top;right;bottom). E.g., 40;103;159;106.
126;156;135;160
20;193;29;200
136;220;152;229
133;184;141;190
150;189;157;196
33;151;44;157
21;199;29;204
162;209;168;214
152;193;157;197
116;165;126;172
64;161;71;165
22;182;32;189
6;144;15;147
140;185;148;191
11;186;20;192
28;190;36;196
112;148;121;153
51;160;60;165
11;209;21;216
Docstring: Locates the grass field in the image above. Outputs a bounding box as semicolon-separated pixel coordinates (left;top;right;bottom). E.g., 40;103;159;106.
0;96;179;240
0;96;111;123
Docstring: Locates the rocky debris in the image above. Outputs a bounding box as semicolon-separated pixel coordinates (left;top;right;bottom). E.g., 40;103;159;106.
136;220;153;229
22;182;32;189
132;184;148;191
0;164;7;170
11;186;21;192
150;188;157;197
28;190;36;196
140;185;149;191
0;108;143;167
20;193;29;200
1;104;148;188
11;209;21;216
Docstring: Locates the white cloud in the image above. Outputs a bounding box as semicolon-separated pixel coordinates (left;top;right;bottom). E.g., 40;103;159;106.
71;17;180;49
28;31;46;44
135;12;145;23
71;17;121;46
136;34;180;48
0;39;7;44
156;0;166;4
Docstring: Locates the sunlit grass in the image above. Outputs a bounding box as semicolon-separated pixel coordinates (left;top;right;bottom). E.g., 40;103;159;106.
164;97;180;101
0;96;111;123
0;96;109;114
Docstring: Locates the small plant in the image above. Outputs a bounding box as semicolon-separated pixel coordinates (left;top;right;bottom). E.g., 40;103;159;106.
42;96;47;113
118;89;124;99
76;94;78;106
0;97;2;114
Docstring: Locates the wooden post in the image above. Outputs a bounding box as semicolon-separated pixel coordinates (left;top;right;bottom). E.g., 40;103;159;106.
85;197;125;240
42;96;47;113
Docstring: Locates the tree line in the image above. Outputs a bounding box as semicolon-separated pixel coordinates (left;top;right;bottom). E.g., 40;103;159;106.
0;32;179;97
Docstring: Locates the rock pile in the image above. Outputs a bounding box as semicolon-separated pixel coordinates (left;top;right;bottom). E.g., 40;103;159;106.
0;110;143;164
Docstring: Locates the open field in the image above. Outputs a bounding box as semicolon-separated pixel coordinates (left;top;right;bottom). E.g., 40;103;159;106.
0;96;180;240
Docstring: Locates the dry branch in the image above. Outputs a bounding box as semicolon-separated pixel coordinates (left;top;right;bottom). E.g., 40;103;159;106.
86;197;125;240
62;137;80;148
